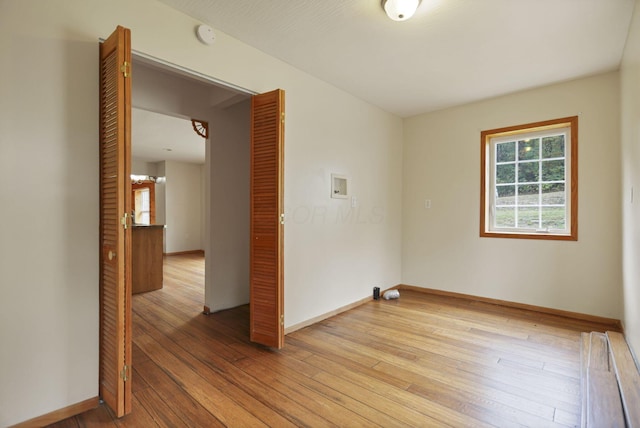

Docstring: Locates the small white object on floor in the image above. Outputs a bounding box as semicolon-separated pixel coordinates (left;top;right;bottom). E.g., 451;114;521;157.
383;289;400;300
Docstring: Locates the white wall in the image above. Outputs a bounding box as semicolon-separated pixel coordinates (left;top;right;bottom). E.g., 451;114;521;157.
0;4;100;427
402;72;622;319
620;0;640;360
131;159;158;176
165;160;203;253
133;61;222;120
284;93;403;327
0;0;402;424
206;101;251;311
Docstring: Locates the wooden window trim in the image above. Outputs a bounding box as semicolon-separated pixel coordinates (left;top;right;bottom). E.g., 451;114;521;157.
480;116;578;241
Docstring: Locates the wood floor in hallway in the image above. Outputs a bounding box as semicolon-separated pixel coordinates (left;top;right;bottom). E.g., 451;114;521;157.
49;253;616;427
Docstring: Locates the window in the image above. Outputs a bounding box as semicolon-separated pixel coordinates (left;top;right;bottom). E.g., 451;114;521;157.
480;116;578;240
134;188;151;225
131;181;156;225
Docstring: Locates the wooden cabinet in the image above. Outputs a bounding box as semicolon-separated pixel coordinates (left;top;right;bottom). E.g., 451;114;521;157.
132;225;164;294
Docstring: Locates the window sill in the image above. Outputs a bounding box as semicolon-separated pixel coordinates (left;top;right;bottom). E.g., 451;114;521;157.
480;230;577;241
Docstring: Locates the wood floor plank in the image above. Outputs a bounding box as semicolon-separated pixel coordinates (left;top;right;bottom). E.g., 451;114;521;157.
133;359;225;427
606;331;640;427
306;353;496;428
134;331;286;427
75;404;115;427
587;332;610;370
134;298;250;363
232;357;380;427
373;356;561;423
324;310;581;400
234;356;405;427
586;370;625;427
46;416;82;428
311;370;447;427
320;300;576;414
134;387;189;428
172;336;338;427
554;407;581;427
49;254;614;427
105;395;159;427
134;305;327;427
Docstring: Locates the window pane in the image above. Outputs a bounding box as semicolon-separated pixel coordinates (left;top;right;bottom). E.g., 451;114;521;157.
141;189;149;207
518;162;539;183
496;185;515;206
542;136;565;159
497;141;515;162
542;207;565;230
518;138;539;161
541;159;564;181
517;207;539;228
496;164;515;184
518;184;539;205
542;183;565;205
495;207;515;227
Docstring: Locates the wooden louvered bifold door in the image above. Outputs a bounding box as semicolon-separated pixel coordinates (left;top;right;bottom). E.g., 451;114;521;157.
99;25;132;417
250;89;285;349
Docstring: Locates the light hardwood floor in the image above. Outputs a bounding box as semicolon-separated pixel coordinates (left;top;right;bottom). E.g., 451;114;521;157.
49;254;615;427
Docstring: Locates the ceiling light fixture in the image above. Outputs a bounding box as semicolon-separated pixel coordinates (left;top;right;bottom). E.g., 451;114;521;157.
382;0;421;21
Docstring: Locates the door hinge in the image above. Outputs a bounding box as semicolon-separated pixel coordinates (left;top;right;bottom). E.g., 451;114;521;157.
280;213;285;225
281;112;285;124
120;365;129;382
280;314;284;326
121;213;128;230
120;61;130;78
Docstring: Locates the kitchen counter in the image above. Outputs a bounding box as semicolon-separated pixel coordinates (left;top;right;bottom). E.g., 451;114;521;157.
132;224;164;294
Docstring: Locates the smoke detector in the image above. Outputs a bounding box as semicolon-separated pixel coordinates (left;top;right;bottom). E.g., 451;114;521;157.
195;24;215;45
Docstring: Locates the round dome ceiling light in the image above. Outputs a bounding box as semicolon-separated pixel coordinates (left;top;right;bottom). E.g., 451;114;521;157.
382;0;421;21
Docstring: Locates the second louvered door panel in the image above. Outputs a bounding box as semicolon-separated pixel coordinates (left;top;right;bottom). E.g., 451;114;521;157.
250;89;284;349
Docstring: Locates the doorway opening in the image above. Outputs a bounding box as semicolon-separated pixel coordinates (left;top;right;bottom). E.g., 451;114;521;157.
131;54;253;317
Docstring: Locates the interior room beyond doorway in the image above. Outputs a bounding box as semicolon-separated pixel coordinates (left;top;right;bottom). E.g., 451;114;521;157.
131;55;253;316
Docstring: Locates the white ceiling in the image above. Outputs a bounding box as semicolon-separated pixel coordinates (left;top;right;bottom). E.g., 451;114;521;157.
156;0;635;117
132;108;206;164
